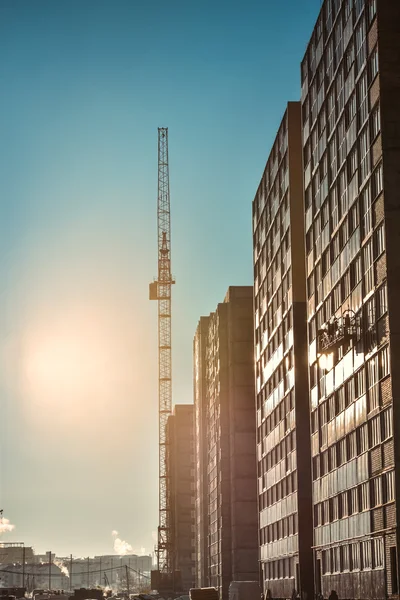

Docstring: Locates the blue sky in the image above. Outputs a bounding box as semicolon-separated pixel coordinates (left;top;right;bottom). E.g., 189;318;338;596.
0;0;320;557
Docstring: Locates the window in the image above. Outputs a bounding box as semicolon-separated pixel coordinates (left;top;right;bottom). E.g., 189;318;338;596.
385;471;395;503
375;223;385;257
382;408;393;440
345;41;355;77
370;415;381;447
361;184;373;238
362;540;373;570
332;546;341;573
333;284;342;311
343;0;352;21
371;105;381;140
367;355;378;388
352;256;362;287
358;423;369;454
348;431;357;459
368;0;377;23
373;163;383;198
372;476;383;506
338;438;347;466
346;93;357;127
350;202;359;233
337;386;346;412
370;47;379;82
351;543;361;570
359;126;370;183
357;367;366;397
365;296;376;332
374;538;384;568
332;496;340;521
340;491;349;518
338;117;346;165
337;66;345;114
323;549;331;574
349;486;359;514
348;147;358;180
360;482;370;511
364;239;374;294
329;444;337;470
355;0;364;19
355;19;366;74
358;70;369;126
323;500;330;525
380;346;390;379
377;284;388;317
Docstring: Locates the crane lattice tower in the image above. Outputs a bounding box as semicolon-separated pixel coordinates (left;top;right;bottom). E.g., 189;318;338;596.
149;127;175;575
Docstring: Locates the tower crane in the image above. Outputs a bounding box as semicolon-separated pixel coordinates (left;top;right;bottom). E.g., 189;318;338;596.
149;128;175;587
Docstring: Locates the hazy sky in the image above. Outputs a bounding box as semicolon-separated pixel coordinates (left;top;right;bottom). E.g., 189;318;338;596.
0;0;320;558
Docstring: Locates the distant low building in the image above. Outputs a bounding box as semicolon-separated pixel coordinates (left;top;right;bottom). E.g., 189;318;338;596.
0;562;68;591
0;543;34;566
66;554;152;590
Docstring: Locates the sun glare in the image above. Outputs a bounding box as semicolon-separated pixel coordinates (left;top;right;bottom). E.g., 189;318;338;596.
22;312;117;417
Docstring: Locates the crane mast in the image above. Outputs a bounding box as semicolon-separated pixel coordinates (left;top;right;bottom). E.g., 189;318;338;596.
149;128;174;578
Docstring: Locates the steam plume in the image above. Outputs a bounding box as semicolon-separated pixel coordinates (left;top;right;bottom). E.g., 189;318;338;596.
54;559;70;578
111;530;133;556
0;517;15;534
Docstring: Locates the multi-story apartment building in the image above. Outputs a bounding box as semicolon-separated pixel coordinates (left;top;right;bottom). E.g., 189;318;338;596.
194;316;211;588
167;405;196;593
193;287;258;599
67;554;152;589
252;102;313;600
301;1;400;598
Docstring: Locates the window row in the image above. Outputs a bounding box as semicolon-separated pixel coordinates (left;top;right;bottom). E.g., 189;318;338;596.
311;346;390;416
309;279;387;350
303;0;365;82
258;430;297;474
258;392;294;441
255;266;292;328
259;470;298;510
304;21;368;136
253;170;289;235
263;556;294;581
256;365;293;409
315;471;395;526
306;163;383;269
257;322;293;374
322;537;384;574
313;409;393;479
304;62;377;181
260;512;299;545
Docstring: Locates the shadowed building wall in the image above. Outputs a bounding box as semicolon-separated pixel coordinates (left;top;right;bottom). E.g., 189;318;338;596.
193;287;258;599
167;405;196;593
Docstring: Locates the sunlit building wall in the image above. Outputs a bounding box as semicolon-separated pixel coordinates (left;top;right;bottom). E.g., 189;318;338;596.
301;0;400;597
252;103;313;600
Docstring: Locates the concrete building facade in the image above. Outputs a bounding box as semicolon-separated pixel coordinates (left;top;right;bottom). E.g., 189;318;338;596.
301;1;400;598
252;103;313;600
193;286;259;599
166;405;196;593
194;317;211;588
